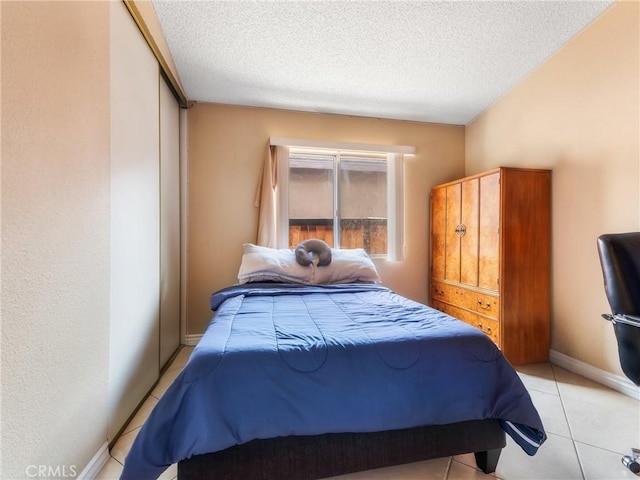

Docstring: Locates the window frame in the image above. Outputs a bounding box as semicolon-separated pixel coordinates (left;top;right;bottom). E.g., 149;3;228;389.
271;138;414;261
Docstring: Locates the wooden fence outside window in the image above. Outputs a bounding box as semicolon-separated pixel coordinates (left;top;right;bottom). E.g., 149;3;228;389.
289;218;387;254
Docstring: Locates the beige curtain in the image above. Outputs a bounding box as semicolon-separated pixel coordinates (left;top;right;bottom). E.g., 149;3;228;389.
255;144;278;247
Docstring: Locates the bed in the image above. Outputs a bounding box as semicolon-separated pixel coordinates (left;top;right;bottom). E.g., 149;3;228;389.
120;245;546;480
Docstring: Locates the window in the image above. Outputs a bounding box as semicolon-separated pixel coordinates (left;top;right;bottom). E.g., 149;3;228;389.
288;151;388;254
271;138;412;261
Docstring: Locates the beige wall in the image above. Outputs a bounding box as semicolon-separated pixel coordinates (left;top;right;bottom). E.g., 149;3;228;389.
466;1;639;377
187;104;465;334
1;1;111;477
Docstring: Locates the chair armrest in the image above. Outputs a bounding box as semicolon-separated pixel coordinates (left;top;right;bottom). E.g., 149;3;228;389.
602;313;640;328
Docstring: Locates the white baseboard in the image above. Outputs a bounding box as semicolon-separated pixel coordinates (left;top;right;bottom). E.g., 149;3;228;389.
77;442;110;480
550;349;640;400
185;334;203;346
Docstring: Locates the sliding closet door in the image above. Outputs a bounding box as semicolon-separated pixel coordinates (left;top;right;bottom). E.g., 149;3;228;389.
109;0;160;441
159;79;181;369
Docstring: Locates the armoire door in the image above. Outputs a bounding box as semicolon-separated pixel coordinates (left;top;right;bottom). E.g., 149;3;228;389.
460;178;479;286
430;187;447;280
441;178;480;286
444;183;461;282
478;172;500;291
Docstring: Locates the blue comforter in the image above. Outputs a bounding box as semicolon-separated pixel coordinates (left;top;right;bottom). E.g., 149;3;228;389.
121;283;546;480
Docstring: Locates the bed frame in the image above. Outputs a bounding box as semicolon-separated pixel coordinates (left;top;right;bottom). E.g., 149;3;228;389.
178;419;505;479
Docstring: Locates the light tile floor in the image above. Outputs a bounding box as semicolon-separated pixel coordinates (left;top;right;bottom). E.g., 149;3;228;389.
97;347;640;480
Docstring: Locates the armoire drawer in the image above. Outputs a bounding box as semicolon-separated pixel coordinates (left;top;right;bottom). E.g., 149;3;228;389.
431;299;449;314
432;282;499;321
456;288;499;320
430;281;456;304
457;308;500;347
476;317;500;346
430;300;500;347
431;299;471;324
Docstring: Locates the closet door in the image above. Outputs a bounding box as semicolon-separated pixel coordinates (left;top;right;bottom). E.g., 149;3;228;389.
159;79;181;369
109;0;160;441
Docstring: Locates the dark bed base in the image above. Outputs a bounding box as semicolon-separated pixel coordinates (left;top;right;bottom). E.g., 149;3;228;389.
178;419;506;479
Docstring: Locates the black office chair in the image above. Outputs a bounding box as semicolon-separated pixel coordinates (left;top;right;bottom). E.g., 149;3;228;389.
597;232;640;474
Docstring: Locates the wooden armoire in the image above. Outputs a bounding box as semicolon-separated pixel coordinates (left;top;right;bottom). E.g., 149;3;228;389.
429;167;551;365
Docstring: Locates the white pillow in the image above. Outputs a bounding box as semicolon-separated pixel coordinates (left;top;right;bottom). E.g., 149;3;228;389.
238;243;314;284
313;248;381;284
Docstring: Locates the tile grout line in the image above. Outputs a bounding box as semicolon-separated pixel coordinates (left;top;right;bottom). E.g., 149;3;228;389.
550;364;587;480
443;456;453;480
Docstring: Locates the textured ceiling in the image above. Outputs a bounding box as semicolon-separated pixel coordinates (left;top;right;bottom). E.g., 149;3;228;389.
152;0;613;125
